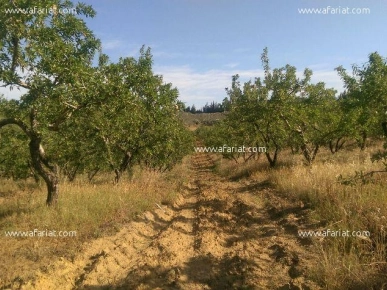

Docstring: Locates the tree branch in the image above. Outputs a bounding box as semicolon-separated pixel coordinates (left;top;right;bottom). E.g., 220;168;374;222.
11;36;19;73
16;80;31;89
0;118;31;138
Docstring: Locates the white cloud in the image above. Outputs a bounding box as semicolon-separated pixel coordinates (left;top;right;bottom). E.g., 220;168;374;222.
311;70;345;93
0;65;345;108
155;65;345;107
155;65;264;107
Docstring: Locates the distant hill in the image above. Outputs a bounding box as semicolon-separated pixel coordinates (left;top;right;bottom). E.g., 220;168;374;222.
179;112;226;127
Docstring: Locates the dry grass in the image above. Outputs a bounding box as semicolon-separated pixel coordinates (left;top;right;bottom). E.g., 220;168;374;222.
214;153;269;180
0;157;191;287
270;149;387;289
2;144;387;288
214;145;387;289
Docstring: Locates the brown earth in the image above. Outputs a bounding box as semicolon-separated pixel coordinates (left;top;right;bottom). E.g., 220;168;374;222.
13;151;321;290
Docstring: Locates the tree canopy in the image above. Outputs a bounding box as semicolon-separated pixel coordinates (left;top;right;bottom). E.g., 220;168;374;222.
0;0;192;206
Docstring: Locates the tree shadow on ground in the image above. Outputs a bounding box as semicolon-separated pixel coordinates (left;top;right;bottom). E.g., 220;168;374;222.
111;253;258;290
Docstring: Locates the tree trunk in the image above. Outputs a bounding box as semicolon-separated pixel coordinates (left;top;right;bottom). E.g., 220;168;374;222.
265;147;279;167
359;130;367;151
64;164;80;182
88;167;100;183
243;152;256;163
29;135;59;206
0;117;59;206
329;138;346;154
45;172;59;206
301;144;319;165
114;151;133;184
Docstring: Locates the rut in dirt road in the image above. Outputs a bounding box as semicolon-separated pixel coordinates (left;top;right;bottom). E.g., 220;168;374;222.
25;151;320;290
111;151;319;290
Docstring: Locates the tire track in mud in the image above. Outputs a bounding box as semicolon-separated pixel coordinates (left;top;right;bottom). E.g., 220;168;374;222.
21;150;320;290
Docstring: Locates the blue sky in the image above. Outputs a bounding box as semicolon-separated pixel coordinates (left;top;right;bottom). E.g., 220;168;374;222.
2;0;387;107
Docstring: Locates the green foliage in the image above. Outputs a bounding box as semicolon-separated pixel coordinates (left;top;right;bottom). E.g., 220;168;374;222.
203;50;387;168
0;102;31;179
336;52;387;184
196;120;254;162
77;47;193;181
0;0;101;205
289;82;340;163
41;47;194;182
220;48;340;166
0;1;193;204
336;52;387;149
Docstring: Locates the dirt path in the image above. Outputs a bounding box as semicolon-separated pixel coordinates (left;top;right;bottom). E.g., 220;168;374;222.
21;152;320;290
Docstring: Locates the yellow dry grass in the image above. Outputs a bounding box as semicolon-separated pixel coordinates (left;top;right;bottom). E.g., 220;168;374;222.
0;157;191;287
270;150;387;289
215;144;387;289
